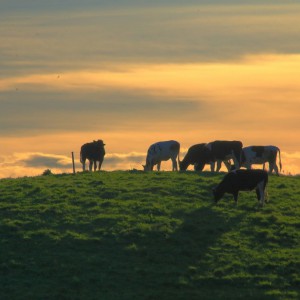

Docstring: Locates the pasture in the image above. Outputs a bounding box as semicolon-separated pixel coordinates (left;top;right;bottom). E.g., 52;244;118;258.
0;171;299;300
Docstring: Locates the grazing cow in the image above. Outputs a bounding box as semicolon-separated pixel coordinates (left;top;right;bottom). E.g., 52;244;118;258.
179;143;208;171
143;140;180;171
212;169;268;206
80;140;106;171
178;143;228;171
241;145;282;175
194;140;242;172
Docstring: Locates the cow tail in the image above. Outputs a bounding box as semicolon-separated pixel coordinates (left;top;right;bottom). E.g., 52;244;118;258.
80;150;83;164
278;148;282;171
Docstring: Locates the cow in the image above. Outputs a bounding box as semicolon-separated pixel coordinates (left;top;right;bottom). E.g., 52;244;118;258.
143;140;180;171
80;140;106;171
241;145;282;176
179;143;208;171
205;140;243;172
212;169;268;206
179;143;233;171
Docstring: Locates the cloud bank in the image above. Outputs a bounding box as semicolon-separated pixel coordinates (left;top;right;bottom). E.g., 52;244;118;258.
1;2;300;76
1;149;300;179
0;89;203;135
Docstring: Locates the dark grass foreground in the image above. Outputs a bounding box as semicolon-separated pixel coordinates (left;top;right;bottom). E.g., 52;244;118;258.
0;171;299;300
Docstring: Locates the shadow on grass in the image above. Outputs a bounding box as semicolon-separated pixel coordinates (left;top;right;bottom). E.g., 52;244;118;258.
0;205;278;300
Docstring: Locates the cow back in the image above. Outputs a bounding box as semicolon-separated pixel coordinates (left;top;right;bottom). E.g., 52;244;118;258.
223;169;268;191
251;146;265;158
81;141;105;161
209;140;243;160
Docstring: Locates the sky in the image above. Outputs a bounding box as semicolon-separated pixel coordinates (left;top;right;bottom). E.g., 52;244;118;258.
1;0;300;177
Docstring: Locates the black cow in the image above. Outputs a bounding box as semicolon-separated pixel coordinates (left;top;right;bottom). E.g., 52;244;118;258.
206;140;243;172
80;140;106;171
212;169;268;206
180;141;242;172
179;143;213;171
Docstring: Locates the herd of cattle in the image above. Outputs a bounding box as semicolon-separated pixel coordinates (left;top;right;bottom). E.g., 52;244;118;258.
80;139;282;206
80;139;282;174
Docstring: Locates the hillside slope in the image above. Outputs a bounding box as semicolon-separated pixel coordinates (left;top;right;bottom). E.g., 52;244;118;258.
0;171;299;300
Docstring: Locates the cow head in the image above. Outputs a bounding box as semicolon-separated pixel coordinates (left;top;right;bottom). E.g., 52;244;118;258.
143;163;154;171
94;139;105;146
143;159;152;171
178;160;186;171
212;186;223;203
143;155;155;171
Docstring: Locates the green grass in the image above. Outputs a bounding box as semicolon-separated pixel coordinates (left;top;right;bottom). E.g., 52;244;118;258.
0;171;299;300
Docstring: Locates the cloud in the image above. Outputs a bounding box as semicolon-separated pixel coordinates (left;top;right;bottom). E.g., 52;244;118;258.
1;148;300;179
22;154;72;169
105;152;145;168
0;89;204;135
1;2;300;77
1;55;300;139
0;151;145;177
1;152;71;169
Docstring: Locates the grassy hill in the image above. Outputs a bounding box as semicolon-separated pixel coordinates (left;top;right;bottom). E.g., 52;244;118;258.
0;171;299;300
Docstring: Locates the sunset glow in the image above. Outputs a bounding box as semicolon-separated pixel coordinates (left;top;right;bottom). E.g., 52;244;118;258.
1;2;300;177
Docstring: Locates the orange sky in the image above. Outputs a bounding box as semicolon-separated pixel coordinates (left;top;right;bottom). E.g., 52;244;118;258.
1;2;300;177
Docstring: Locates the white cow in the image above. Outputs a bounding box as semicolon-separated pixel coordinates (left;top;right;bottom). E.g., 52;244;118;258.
143;140;180;171
241;145;282;175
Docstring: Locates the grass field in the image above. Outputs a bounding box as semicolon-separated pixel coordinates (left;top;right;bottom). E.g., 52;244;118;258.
0;171;299;300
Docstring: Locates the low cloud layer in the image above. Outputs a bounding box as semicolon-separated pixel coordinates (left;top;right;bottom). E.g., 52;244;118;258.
0;149;300;179
105;152;145;168
0;89;203;135
22;154;72;169
1;2;300;76
1;153;71;169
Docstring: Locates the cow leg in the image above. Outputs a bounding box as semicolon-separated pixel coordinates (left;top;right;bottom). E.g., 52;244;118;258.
233;191;239;205
89;160;93;172
98;160;103;171
94;161;97;172
268;161;274;174
256;181;265;206
171;157;178;171
157;162;161;171
232;156;240;170
82;159;86;171
256;188;261;202
216;160;222;172
245;163;252;170
210;162;215;172
195;163;205;171
273;163;279;176
269;161;279;175
223;160;231;172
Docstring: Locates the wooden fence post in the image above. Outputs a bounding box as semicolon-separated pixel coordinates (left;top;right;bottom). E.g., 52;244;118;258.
71;152;76;174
